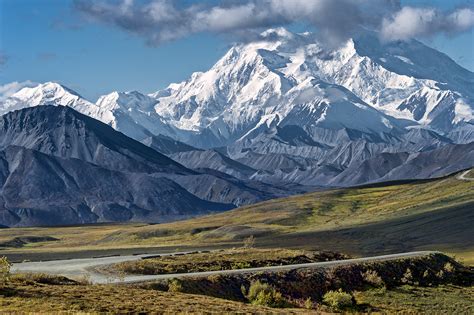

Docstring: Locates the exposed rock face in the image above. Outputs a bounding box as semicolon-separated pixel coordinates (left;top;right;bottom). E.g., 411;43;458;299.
0;104;190;175
0;106;291;227
0;145;233;227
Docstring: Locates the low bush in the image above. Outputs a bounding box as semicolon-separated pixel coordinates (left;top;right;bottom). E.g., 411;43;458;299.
443;262;455;273
436;270;445;279
423;270;430;279
231;262;252;269
323;289;353;310
243;235;256;249
168;279;184;292
362;269;384;287
245;280;287;308
0;256;11;285
401;268;414;284
304;297;314;309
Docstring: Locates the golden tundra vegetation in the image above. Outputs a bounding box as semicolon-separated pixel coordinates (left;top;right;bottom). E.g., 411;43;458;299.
0;170;473;313
0;169;473;263
1;252;473;313
1;277;473;313
0;272;289;313
95;248;348;276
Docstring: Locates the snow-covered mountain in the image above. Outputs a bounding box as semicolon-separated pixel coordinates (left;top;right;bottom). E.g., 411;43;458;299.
0;28;473;191
0;82;120;129
2;28;472;147
329;33;474;134
153;29;402;147
0;82;105;118
95;90;175;140
151;28;473;146
0;82;175;141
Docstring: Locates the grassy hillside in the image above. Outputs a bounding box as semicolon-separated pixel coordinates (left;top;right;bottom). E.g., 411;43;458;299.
0;273;294;314
0;169;473;262
124;169;473;237
111;169;474;259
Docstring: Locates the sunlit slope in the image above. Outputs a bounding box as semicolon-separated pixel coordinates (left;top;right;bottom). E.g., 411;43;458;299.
156;170;473;231
0;169;472;260
140;169;473;260
122;169;474;246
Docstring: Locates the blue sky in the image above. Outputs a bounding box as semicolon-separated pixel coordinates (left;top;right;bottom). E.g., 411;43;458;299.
0;0;473;101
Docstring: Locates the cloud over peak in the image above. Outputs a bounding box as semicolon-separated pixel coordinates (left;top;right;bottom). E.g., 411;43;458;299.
382;6;474;41
0;81;38;101
74;0;474;47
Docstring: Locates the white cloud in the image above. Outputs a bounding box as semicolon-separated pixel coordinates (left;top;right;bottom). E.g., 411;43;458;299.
74;0;474;46
381;7;474;41
0;81;38;101
448;8;474;30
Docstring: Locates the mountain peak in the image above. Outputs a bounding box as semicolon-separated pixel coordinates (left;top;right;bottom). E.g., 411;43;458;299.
1;26;472;149
41;81;74;92
0;81;100;119
149;27;473;145
0;105;189;174
96;90;158;111
12;81;84;102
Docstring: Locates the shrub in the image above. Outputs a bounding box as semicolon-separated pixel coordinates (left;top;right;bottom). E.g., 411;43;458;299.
401;268;413;284
246;280;286;308
371;285;387;296
0;256;11;285
304;297;314;309
443;262;455;273
231;261;252;269
436;270;445;279
362;269;384;287
168;278;184;292
323;289;353;310
207;274;224;283
243;235;255;249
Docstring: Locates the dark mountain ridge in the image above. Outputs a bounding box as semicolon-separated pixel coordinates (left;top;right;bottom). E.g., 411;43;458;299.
0;105;190;175
0;106;289;227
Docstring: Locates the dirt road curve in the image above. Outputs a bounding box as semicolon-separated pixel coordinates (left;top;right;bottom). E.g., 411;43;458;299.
457;170;474;181
12;250;437;284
